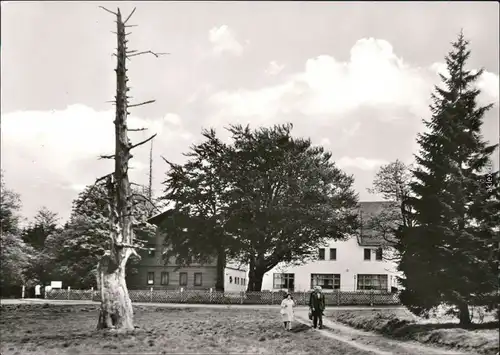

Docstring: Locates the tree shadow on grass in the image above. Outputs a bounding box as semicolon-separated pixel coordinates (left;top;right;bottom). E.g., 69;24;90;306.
383;320;499;338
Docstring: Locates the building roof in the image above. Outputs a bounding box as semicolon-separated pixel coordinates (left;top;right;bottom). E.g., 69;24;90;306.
147;209;173;226
149;201;398;247
357;201;398;247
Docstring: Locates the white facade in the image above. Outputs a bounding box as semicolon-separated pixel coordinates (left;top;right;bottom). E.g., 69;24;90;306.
223;261;248;292
261;236;401;292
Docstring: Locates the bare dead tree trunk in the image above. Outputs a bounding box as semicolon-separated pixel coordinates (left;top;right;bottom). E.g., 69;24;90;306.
95;6;166;331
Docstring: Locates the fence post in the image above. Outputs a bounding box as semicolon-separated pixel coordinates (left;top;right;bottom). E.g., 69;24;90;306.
90;287;94;301
370;290;374;307
21;285;25;299
209;288;213;303
240;291;244;305
271;291;274;305
337;291;340;306
150;287;153;303
67;286;71;300
302;292;306;306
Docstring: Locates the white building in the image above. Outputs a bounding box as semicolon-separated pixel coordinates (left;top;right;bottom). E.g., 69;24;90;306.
261;201;402;293
223;261;248;292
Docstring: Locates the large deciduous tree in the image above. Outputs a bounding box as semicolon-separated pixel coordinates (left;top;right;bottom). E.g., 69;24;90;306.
398;32;499;327
45;183;154;289
367;160;415;260
226;124;359;290
161;129;236;291
0;172;33;296
161;123;359;291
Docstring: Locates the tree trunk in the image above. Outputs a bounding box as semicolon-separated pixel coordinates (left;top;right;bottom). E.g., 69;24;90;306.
458;302;472;328
215;248;226;292
96;8;136;331
96;255;134;330
247;257;266;291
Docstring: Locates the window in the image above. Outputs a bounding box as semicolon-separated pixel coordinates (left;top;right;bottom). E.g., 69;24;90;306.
148;245;156;258
242;278;246;286
229;276;233;284
357;274;388;291
311;274;340;290
194;273;202;286
318;248;325;260
179;272;187;286
273;273;295;291
235;277;240;285
364;248;371;260
329;248;337;260
160;272;169;285
147;272;154;285
375;248;383;261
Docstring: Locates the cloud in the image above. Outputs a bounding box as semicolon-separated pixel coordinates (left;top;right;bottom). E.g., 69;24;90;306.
207;39;432;123
209;25;244;56
431;61;499;105
1;104;191;220
337;157;388;171
265;61;285;76
319;138;331;146
342;122;361;137
163;113;181;126
207;38;499;128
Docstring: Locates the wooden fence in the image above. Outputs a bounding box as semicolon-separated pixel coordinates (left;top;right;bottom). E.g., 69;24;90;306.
46;288;400;306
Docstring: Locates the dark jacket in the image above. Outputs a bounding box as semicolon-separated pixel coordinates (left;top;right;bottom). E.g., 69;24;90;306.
309;291;325;312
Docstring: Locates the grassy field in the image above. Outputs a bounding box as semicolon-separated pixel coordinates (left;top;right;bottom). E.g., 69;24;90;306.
326;308;499;355
0;303;373;355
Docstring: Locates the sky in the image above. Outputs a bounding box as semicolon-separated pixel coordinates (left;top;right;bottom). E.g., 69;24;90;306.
1;1;499;224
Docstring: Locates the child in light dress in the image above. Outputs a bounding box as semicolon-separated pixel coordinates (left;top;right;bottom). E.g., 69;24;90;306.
280;293;296;330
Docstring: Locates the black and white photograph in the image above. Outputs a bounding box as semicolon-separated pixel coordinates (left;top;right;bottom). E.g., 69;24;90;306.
1;1;499;354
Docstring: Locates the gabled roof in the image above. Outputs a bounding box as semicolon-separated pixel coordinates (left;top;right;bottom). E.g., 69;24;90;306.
149;201;399;247
357;201;398;247
147;209;173;226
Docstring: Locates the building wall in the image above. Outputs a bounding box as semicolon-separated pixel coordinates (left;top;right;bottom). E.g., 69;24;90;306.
261;236;400;292
128;265;217;290
129;229;251;291
224;267;248;292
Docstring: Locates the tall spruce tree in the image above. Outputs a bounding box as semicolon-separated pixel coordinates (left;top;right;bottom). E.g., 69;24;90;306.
398;32;499;327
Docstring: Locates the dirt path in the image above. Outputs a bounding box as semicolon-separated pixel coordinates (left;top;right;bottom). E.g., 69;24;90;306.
294;310;474;355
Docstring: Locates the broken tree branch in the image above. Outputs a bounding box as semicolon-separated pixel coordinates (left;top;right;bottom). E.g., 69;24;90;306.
75;173;113;209
99;6;118;16
130;193;161;212
129;134;157;151
128;128;148;132
99;154;115;160
127;50;169;58
124;7;136;24
128;100;155;108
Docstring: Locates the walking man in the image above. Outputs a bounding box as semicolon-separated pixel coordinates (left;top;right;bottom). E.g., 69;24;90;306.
309;285;325;329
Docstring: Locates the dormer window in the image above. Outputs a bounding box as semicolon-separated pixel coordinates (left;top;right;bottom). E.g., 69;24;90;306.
364;248;371;260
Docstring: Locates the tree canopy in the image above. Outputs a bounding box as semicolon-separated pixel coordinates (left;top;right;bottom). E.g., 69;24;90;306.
160;123;359;291
0;172;33;295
